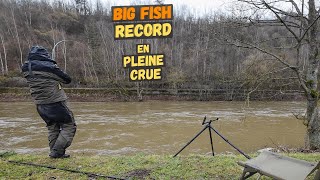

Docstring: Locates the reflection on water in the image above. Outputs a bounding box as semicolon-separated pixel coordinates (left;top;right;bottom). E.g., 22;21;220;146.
0;101;306;155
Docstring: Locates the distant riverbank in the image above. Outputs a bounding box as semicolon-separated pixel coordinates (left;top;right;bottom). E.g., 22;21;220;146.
0;87;305;102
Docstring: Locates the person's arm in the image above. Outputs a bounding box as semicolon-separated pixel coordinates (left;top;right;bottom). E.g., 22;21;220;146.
50;64;72;84
22;61;72;84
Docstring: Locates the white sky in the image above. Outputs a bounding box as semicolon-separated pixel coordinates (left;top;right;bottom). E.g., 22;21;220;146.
100;0;320;17
103;0;234;16
107;0;231;9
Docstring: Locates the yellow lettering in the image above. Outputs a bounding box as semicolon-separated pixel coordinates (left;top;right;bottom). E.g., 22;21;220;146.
123;56;133;68
154;68;161;80
137;44;149;54
114;23;172;39
137;56;145;66
146;69;153;80
125;24;134;38
138;69;146;80
115;25;125;38
152;23;162;36
157;55;164;66
130;69;138;80
143;45;149;53
162;23;172;36
134;24;143;37
129;68;162;81
143;24;153;37
148;55;156;66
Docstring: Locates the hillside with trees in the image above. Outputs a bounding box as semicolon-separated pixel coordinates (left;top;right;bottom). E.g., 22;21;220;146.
0;0;318;101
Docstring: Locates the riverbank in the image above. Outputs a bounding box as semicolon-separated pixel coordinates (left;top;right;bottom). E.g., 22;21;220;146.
0;87;305;102
1;151;320;179
0;153;320;179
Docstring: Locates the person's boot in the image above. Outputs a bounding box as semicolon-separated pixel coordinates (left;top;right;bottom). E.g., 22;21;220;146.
49;151;70;158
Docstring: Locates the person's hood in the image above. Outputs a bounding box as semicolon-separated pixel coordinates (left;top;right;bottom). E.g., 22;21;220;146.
28;46;56;63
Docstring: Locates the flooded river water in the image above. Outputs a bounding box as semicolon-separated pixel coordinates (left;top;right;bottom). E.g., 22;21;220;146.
0;101;307;155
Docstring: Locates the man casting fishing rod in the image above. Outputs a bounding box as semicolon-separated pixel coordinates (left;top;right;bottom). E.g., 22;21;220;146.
21;46;76;158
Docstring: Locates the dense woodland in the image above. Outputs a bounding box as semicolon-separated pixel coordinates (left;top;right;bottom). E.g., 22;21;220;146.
0;0;318;100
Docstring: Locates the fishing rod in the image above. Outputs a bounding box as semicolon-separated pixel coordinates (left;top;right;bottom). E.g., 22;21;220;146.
52;40;88;72
6;160;127;180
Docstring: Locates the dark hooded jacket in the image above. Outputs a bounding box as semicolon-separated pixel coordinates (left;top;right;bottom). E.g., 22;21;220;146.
22;46;71;104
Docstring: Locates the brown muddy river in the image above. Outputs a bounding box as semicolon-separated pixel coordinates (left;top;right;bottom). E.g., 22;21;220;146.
0;101;307;156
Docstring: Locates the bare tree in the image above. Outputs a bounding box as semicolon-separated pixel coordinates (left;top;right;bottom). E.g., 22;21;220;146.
0;33;8;75
154;0;164;5
0;49;4;75
61;33;67;72
11;4;23;66
2;0;317;107
231;0;320;149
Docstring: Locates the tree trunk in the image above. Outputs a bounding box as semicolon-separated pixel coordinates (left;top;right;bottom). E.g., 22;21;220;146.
0;34;8;75
62;34;67;72
306;99;320;149
0;51;4;75
306;0;320;149
11;6;23;66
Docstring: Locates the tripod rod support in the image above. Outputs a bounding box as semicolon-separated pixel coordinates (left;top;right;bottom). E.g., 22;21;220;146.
173;125;209;157
210;126;251;159
202;116;207;125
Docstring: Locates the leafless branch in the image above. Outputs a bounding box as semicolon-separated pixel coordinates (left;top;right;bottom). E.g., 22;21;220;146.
268;137;289;152
154;0;164;5
225;36;309;94
299;14;320;42
288;0;303;16
292;111;306;120
227;39;294;68
261;0;300;42
257;36;296;44
266;3;306;21
294;68;309;93
248;18;301;28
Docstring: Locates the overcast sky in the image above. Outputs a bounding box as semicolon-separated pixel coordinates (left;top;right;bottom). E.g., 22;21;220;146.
99;0;319;17
107;0;231;9
104;0;235;16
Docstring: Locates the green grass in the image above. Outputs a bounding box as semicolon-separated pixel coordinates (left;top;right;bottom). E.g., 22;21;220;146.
1;151;320;179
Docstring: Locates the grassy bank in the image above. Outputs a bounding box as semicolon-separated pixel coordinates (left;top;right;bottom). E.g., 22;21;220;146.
1;152;320;179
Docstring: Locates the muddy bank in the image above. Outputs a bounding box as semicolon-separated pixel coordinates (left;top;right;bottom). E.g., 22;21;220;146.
0;87;305;102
